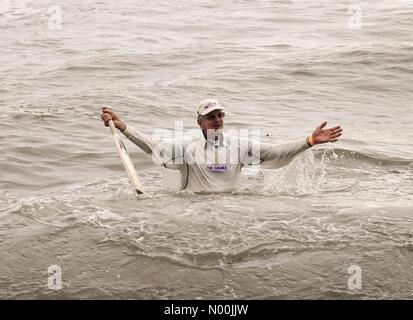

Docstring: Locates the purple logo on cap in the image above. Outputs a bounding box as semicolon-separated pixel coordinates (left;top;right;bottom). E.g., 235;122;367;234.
204;102;216;110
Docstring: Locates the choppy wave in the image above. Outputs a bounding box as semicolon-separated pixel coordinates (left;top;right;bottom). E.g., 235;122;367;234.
314;148;413;166
1;0;413;299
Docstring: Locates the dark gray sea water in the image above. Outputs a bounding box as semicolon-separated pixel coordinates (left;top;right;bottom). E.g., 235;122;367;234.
1;0;412;298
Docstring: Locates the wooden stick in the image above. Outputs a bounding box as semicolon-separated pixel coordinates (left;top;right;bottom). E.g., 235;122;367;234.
109;120;144;194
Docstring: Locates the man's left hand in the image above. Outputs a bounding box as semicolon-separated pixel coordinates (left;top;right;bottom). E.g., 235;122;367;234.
312;121;343;144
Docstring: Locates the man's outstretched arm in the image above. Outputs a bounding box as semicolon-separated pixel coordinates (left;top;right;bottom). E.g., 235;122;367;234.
101;107;155;154
250;121;343;169
101;107;185;169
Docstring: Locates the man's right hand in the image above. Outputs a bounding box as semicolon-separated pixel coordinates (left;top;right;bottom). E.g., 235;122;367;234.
101;107;127;132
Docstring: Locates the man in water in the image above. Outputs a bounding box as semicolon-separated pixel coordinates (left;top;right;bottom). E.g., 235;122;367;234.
101;99;342;192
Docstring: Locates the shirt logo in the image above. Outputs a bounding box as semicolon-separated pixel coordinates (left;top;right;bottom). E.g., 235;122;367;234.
207;165;227;173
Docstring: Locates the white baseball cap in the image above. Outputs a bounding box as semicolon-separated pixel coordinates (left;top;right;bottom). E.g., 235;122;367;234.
197;99;225;117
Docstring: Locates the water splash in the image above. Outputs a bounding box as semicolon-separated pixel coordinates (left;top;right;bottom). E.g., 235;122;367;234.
262;148;336;195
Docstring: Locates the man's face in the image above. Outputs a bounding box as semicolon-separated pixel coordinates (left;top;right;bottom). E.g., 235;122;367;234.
197;110;225;131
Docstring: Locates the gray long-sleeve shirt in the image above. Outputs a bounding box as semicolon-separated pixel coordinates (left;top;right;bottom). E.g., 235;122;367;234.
122;125;312;193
